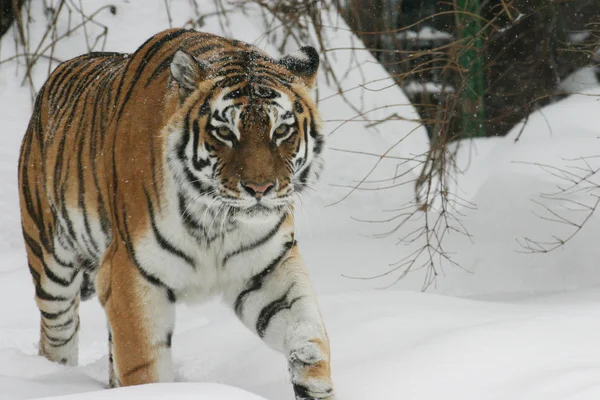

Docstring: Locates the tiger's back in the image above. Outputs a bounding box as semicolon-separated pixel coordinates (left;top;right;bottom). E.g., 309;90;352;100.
18;51;125;302
18;29;333;399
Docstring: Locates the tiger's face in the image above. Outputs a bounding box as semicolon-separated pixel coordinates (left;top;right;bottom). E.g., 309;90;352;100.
168;46;324;219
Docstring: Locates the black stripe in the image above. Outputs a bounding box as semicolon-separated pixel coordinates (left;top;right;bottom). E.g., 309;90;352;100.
55;61;100;121
214;75;244;90
211;159;219;179
184;165;211;194
213;68;247;78
18;130;35;217
59;186;77;245
145;58;172;88
207;51;247;64
28;262;41;287
117;196;176;303
45;318;80;347
86;51;122;58
302;118;309;166
145;43;221;87
51;251;73;269
108;331;114;364
43;317;74;330
61;60;107;112
223;87;246;100
221;104;237;120
40;299;75;320
199;101;211;116
178;193;210;240
256;286;302;338
212;109;227;123
19;103;44;235
89;72;110;239
178;111;192;161
251;85;279;99
296;114;313;189
313;133;324;155
178;192;200;231
192;120;211;170
46;60;75;96
176;113;212;195
78;199;100;259
189;43;222;55
309;117;319;138
44;262;77;287
298;166;311;187
27;260;73;301
80;271;96;301
108;328;114;372
149;139;162;209
47;57;91;107
251;73;292;90
116;29;190;123
223;212;287;266
218;60;248;71
294;384;327;399
144;189;195;268
234;240;295;317
36;283;69;302
115;29;182;104
52;121;68;211
308;109;324;156
75;87;100;256
23;230;43;259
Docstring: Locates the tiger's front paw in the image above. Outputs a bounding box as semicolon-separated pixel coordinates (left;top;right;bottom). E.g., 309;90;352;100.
288;340;334;400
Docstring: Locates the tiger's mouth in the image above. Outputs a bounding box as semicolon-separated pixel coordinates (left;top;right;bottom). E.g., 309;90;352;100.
215;183;293;211
245;203;276;216
225;200;288;220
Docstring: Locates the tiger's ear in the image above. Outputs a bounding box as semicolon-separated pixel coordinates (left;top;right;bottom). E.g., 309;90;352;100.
170;50;210;100
277;46;320;89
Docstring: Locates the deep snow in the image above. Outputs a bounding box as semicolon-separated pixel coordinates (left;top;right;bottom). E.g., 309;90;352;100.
1;1;600;399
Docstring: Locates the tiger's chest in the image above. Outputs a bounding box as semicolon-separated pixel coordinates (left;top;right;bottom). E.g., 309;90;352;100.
134;201;293;303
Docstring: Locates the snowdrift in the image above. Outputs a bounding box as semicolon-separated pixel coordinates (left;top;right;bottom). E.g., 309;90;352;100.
35;383;267;400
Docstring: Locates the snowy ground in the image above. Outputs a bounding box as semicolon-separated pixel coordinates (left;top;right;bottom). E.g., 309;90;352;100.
2;1;600;399
6;284;600;400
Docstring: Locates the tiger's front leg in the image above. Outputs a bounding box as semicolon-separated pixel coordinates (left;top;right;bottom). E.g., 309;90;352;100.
96;244;176;387
225;241;334;400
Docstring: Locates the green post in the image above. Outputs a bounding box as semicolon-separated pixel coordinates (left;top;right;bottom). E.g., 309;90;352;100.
456;0;486;138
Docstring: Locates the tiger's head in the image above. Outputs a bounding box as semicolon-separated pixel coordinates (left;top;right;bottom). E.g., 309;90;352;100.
166;44;324;220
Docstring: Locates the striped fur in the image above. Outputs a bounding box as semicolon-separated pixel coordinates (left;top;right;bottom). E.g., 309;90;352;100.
18;29;332;399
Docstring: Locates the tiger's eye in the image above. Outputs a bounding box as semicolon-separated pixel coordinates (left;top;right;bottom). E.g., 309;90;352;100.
217;126;234;139
274;124;289;136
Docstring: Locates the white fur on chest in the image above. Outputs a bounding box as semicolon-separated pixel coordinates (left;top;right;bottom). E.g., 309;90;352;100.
135;190;293;303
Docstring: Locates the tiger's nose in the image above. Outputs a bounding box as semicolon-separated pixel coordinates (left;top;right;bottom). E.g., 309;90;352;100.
241;180;275;200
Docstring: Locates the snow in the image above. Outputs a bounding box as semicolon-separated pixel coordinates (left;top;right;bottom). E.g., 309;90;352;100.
402;80;455;94
567;31;591;44
6;288;600;400
16;383;267;400
395;26;454;41
2;1;600;400
558;66;600;93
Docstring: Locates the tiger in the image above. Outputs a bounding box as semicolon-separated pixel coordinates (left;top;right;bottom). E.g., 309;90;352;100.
18;28;333;399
